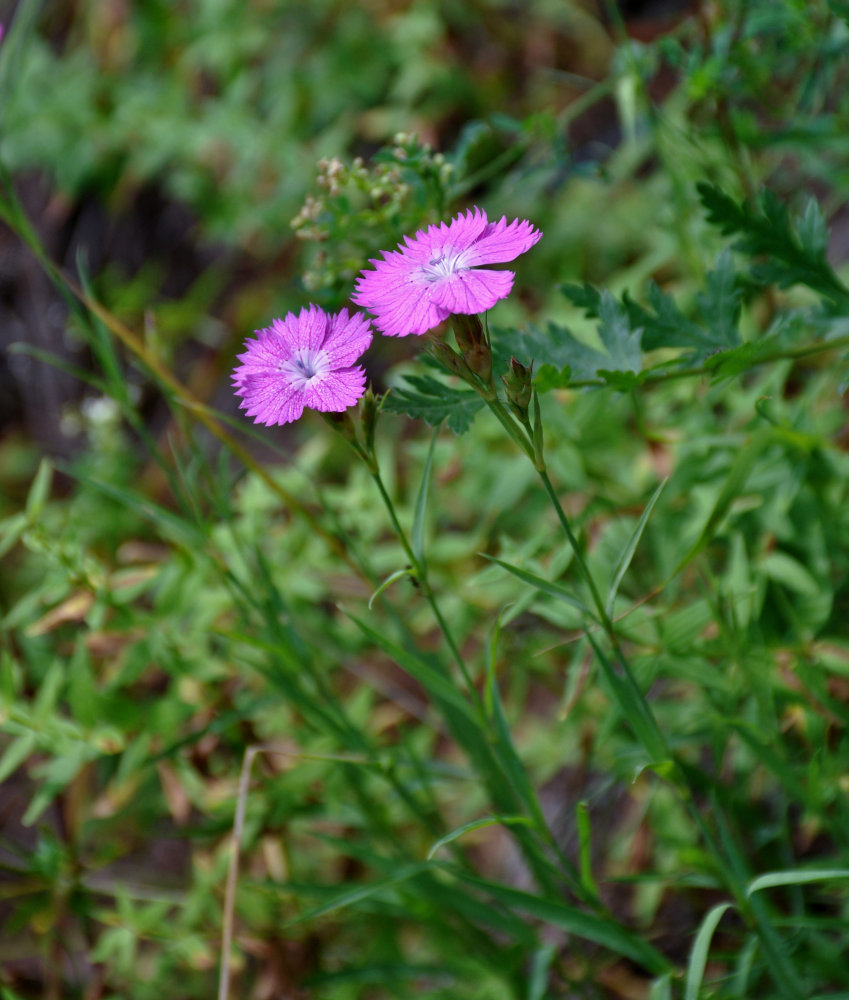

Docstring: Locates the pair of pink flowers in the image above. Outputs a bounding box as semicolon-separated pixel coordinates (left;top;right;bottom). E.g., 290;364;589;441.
233;208;542;426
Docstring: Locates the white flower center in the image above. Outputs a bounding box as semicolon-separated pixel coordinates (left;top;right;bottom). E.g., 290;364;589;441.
279;347;330;389
420;247;469;283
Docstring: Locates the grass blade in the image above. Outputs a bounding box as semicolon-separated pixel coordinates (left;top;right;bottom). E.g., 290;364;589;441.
456;872;671;974
606;478;667;616
747;869;849;897
685;902;733;1000
480;554;593;618
427;815;534;860
412;426;440;567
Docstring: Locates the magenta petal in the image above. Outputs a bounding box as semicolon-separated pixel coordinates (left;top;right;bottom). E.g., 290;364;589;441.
237;373;305;425
303;366;367;411
440;206;489;251
431;268;515;314
298;304;330;351
371;288;448;336
466;217;543;265
323;308;373;366
354;263;446;336
232;305;371;425
354;206;540;336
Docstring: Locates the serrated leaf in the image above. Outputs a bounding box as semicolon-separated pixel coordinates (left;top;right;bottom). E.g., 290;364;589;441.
534;362;572;391
383;374;483;434
696;249;742;350
597;291;643;373
640;283;712;352
511;322;608;379
510;298;642;389
622;284;712;359
697;182;849;305
561;282;602;317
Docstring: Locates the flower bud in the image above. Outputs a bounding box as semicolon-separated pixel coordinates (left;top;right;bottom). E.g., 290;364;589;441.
427;337;473;379
360;385;383;455
451;314;492;385
501;356;533;418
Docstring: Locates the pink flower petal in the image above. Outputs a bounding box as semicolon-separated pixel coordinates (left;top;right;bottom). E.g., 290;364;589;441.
353;206;541;336
431;268;515;315
466;216;542;265
232;306;372;425
323;308;373;366
303;366;367;411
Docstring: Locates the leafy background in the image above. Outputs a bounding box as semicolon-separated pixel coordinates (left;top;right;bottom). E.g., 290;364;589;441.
2;1;849;998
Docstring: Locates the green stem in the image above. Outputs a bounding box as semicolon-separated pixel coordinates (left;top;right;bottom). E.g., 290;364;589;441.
536;468;611;634
561;332;849;390
369;468;478;700
480;377;805;998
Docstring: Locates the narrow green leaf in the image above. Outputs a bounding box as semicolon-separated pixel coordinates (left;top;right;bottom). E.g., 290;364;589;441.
343;610;478;724
286;863;430;925
0;0;44;113
576;801;599;899
480;554;593;618
25;459;53;520
528;944;557;1000
648;973;673;1000
798;198;828;258
685;902;734;1000
0;513;28;558
33;662;65;724
412;427;439;567
747;869;849;897
456;873;671;974
427;815;534;860
675;429;771;575
24;744;90;825
485;604;513;720
605;478;667;616
730;936;759;999
585;631;670;765
368;568;415;610
0;733;37;784
482;654;557;855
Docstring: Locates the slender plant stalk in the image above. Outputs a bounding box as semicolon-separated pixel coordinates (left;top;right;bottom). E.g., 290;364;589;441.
368;467;479;698
478;387;807;1000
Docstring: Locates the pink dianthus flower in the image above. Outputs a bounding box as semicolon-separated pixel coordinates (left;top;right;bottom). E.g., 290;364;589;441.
352;207;542;337
233;306;371;426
